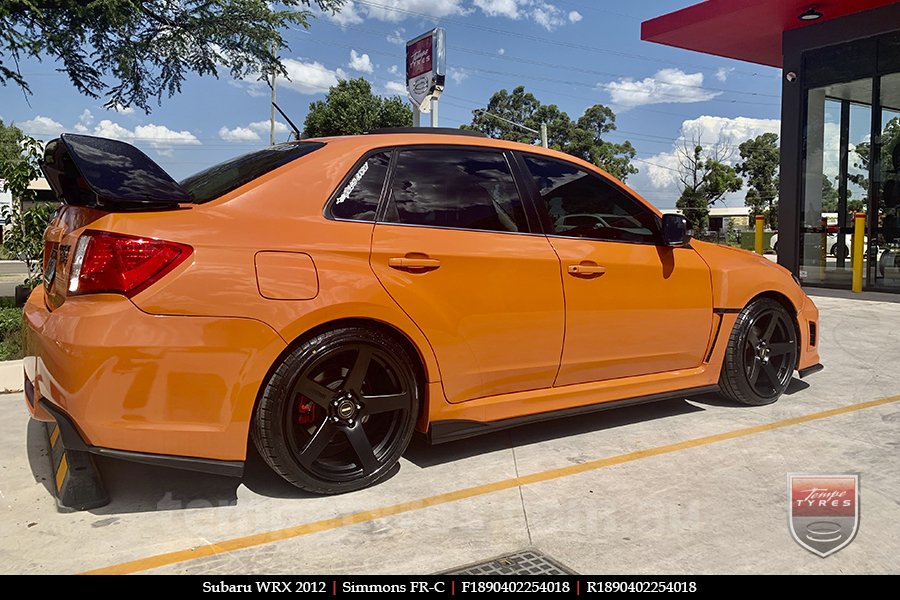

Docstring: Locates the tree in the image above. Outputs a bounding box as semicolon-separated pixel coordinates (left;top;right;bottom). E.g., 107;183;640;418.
676;141;743;232
736;133;779;229
821;175;864;214
0;124;54;287
464;86;637;181
303;78;413;137
1;1;343;112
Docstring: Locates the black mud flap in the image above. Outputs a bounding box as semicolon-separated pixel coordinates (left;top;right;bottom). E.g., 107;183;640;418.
46;422;109;511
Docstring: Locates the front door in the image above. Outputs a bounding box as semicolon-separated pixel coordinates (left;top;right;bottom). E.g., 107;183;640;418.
517;153;714;386
370;147;565;404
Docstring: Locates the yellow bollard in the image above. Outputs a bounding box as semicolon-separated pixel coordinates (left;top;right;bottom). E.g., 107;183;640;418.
754;215;765;254
852;212;865;293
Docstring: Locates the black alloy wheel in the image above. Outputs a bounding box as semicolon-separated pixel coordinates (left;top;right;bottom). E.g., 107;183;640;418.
253;327;419;494
719;298;798;406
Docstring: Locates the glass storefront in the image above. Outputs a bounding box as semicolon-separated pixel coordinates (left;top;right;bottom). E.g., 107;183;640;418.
800;34;900;291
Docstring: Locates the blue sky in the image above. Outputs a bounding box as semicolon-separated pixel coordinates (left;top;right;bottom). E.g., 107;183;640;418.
0;0;785;209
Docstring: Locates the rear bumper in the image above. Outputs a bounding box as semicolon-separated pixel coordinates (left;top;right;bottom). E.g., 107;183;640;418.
23;287;285;462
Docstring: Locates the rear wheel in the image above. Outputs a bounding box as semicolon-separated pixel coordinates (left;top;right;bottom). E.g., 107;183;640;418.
719;298;798;406
253;327;419;494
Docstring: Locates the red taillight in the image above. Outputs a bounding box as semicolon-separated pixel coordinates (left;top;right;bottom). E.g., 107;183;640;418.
68;231;192;297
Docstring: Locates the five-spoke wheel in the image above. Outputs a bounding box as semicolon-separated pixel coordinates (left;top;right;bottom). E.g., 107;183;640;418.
720;298;798;406
253;327;419;493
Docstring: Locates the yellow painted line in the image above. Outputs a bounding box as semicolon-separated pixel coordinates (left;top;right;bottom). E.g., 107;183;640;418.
55;453;68;492
83;394;900;575
50;426;60;448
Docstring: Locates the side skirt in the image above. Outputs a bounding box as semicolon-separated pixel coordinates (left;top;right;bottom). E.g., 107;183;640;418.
428;384;720;445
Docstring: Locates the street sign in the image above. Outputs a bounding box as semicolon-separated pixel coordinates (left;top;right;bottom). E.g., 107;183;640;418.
406;28;445;113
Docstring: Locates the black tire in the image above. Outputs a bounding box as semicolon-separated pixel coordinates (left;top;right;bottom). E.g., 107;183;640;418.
253;327;420;494
719;298;798;406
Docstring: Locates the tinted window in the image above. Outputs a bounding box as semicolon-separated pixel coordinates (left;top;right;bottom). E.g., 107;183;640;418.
523;155;661;244
331;152;390;221
383;149;528;233
181;142;324;203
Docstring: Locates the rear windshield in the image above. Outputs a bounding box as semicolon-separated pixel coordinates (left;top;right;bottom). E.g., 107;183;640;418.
180;141;325;203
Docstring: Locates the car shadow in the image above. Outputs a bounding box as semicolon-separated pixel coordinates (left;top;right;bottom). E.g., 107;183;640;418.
405;397;705;469
25;393;725;512
687;378;808;409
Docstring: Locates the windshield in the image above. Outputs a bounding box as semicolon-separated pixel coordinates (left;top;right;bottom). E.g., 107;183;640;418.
180;141;325;203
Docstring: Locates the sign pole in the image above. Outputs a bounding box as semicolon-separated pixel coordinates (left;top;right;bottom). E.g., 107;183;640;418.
413;107;421;128
406;28;445;130
430;98;439;128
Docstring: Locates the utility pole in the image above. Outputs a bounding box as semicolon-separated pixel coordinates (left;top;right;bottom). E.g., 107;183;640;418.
475;109;548;148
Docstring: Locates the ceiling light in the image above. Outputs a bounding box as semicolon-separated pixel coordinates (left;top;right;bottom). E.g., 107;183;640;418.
799;8;823;21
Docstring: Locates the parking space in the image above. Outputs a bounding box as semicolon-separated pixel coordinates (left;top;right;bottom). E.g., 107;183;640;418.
1;291;898;574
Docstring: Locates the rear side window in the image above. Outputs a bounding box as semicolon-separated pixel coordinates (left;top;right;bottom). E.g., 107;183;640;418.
180;142;324;203
522;154;661;244
382;149;528;233
330;151;391;221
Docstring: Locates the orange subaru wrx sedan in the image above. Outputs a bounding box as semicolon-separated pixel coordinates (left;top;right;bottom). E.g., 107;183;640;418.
24;130;821;493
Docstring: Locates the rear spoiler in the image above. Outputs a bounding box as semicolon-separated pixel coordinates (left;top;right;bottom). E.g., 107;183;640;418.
40;133;189;210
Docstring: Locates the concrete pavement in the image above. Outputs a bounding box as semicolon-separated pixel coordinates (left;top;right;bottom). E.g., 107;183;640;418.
1;291;898;574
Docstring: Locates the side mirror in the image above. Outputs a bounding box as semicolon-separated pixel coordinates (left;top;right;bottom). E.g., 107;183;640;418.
662;213;691;247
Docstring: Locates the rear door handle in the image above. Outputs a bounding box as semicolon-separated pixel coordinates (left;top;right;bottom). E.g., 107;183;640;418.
567;263;606;277
388;257;441;271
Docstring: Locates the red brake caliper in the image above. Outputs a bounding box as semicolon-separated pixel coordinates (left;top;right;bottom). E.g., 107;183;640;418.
297;395;316;425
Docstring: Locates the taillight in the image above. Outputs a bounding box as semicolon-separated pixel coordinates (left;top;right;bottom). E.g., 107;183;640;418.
68;231;192;297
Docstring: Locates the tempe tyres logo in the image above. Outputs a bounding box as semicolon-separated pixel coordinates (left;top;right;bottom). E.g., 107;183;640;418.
788;474;859;557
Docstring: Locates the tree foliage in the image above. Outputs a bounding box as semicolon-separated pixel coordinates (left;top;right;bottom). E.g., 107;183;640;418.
464;86;637;181
676;141;742;232
0;122;54;287
302;78;413;137
1;0;343;112
736;132;779;229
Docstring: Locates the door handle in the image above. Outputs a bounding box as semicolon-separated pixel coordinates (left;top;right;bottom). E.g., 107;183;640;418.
567;263;606;277
388;257;441;271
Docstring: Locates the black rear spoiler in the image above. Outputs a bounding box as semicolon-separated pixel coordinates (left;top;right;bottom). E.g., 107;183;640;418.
40;133;189;210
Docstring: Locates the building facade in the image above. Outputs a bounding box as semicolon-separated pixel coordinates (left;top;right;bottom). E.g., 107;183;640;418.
643;1;900;292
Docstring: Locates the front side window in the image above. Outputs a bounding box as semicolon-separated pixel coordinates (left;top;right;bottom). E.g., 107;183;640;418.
522;154;661;244
330;151;391;221
383;149;528;233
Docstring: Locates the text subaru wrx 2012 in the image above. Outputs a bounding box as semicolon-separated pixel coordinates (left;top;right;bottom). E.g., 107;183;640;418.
24;129;821;493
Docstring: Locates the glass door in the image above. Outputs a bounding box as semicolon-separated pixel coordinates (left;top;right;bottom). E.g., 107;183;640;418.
800;79;872;287
872;72;900;289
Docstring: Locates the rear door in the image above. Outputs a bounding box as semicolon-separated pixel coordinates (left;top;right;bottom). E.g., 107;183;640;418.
369;147;564;404
517;153;714;386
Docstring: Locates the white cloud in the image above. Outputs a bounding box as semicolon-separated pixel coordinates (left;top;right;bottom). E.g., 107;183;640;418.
602;68;720;109
19;116;65;137
218;120;290;143
568;10;582;23
475;0;521;19
530;3;567;30
386;29;406;45
109;103;135;115
628;115;781;208
498;48;506;55
715;67;734;82
87;119;200;156
385;81;408;95
326;0;365;25
348;50;374;74
280;59;346;95
388;64;401;76
73;109;94;133
219;126;260;142
447;67;469;85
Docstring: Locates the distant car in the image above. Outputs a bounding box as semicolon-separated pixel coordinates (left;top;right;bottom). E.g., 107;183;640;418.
24;130;822;494
770;230;866;256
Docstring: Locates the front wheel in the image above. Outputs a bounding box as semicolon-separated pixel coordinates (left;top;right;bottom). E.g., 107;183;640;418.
253;327;420;494
719;298;798;406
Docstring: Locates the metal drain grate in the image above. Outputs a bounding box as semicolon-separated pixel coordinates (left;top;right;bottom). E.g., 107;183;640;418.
444;549;577;575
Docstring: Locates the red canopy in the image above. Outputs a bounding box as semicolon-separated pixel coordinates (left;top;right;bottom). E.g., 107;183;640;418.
641;0;896;67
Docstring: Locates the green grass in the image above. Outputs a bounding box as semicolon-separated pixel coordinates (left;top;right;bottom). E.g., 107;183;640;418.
0;298;24;361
